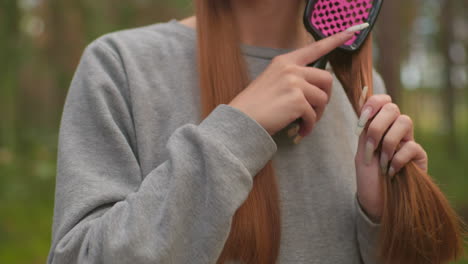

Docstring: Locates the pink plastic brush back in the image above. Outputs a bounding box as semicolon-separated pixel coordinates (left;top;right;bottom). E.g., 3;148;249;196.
311;0;373;45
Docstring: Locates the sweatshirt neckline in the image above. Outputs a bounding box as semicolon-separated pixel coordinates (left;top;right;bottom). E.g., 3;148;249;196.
167;19;295;60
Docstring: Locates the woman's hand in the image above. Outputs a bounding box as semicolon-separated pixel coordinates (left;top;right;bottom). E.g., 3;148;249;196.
229;27;361;137
355;94;428;221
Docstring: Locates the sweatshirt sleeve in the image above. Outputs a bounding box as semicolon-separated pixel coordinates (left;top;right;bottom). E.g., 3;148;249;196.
47;39;277;264
355;70;387;264
355;195;381;263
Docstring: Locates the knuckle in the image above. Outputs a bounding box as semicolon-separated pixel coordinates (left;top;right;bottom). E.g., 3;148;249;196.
318;90;329;106
422;148;428;159
311;110;318;123
383;103;400;115
306;106;317;123
283;64;298;74
294;103;308;120
363;95;378;107
392;155;405;168
290;105;304;121
407;141;420;151
297;94;310;108
321;72;334;87
398;114;413;127
300;97;310;110
383;94;392;102
287;84;300;95
285;74;300;86
382;137;399;153
368;94;392;106
419;143;427;155
292;90;306;105
321;94;329;106
366;123;381;138
412;141;428;160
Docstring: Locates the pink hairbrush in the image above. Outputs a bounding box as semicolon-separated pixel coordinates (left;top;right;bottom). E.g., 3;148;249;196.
289;0;382;142
303;0;383;68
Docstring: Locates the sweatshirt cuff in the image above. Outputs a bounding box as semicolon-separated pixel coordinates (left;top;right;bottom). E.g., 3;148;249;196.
198;104;278;177
355;194;380;245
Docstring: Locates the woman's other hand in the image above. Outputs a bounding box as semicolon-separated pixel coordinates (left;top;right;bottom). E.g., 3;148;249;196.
355;94;429;221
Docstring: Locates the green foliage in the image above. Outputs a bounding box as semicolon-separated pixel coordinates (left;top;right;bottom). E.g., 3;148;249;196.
0;1;191;263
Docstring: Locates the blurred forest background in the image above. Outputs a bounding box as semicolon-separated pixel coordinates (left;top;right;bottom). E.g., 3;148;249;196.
0;0;467;263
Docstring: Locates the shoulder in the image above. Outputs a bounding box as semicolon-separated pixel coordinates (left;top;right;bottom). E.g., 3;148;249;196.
71;21;193;104
82;19;195;68
372;69;387;95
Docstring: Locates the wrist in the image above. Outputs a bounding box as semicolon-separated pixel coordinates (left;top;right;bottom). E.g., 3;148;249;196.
357;194;382;223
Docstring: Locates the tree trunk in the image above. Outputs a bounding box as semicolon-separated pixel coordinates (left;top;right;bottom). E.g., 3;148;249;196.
440;0;458;157
375;0;402;103
0;0;20;153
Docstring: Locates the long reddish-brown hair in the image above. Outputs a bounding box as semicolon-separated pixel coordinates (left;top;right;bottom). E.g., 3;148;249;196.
195;1;465;263
196;0;281;263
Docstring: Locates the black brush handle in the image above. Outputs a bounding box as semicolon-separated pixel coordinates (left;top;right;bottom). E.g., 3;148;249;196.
307;56;328;69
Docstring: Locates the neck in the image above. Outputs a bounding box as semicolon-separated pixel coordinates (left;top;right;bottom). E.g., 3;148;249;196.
180;0;314;50
231;0;313;49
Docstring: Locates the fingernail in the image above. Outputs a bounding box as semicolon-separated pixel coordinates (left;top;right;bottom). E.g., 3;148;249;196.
364;138;374;165
380;152;388;173
293;134;303;144
388;166;396;178
287;123;300;138
356;107;372;136
346;23;370;33
358;107;372;127
358;86;369;111
355;125;364;136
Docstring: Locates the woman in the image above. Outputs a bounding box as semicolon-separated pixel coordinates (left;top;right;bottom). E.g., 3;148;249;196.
47;0;428;263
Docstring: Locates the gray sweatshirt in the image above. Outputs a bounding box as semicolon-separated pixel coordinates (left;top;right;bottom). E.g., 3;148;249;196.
48;19;387;264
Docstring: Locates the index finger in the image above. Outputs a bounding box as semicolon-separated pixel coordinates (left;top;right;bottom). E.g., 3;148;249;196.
287;23;370;66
